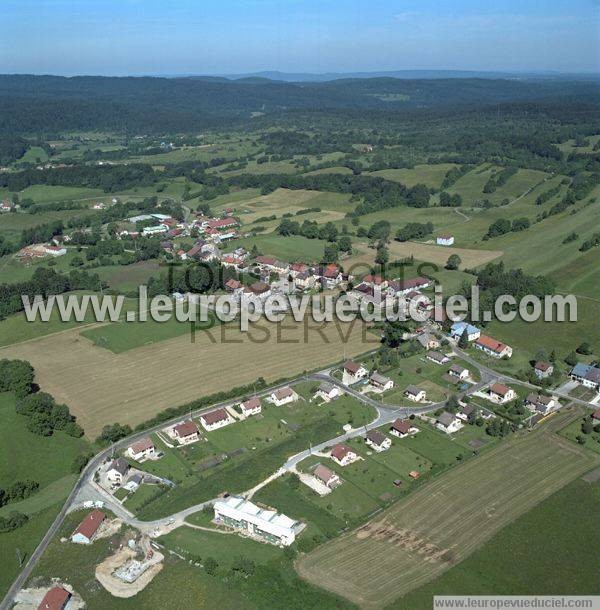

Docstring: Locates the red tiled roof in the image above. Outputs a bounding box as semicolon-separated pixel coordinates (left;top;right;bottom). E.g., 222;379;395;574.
38;586;71;610
344;360;362;374
489;383;511;396
331;443;353;461
242;397;261;412
129;437;154;454
476;334;508;353
391;419;412;434
201;409;229;425
225;278;242;290
174;420;199;437
73;509;105;541
535;361;552;371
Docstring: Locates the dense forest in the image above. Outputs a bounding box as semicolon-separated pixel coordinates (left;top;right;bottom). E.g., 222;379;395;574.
0;74;598;135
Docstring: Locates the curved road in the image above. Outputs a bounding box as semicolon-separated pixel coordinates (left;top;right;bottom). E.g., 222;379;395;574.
1;345;595;609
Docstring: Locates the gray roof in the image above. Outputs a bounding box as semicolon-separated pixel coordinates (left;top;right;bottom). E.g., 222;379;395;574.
109;457;130;475
437;411;456;427
449;364;468;375
370;371;391;386
405;384;423;396
427;351;447;362
366;429;388;445
318;381;335;393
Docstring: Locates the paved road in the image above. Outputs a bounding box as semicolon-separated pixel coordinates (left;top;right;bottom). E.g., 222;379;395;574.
1;347;596;609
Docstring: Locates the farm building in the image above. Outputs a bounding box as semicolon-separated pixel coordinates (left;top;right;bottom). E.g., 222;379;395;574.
37;586;71;610
213;496;299;546
71;510;106;544
436;235;455;246
525;393;557;415
569;364;600;390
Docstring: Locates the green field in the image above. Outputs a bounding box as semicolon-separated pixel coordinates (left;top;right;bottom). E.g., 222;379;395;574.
296;410;598;608
393;477;600;608
135;396;377;520
0;392;91;598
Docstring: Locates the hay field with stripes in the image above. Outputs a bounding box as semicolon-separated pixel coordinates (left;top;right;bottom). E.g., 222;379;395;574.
296;410;598;608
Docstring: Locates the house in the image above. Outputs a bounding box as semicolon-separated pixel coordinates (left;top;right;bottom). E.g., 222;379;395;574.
206;217;239;231
270;386;299;406
457;404;477;422
123;473;143;492
417;332;440;350
316;264;343;288
569;364;600;391
368;371;394;392
330;443;358;466
351;283;387;309
388;277;431;295
405;385;427;402
427;351;450;365
362;274;388;289
592;409;600;424
365;429;392;452
389;418;419;438
173;420;200;443
213;496;298;546
247;281;271;297
448;364;470;380
289;262;310;277
525;393;557;415
436;235;455;246
314;381;343;402
474;335;513;359
534;361;554;379
200;409;233;431
255;255;289;275
294;270;315;290
142;224;168;237
240;397;262;417
0;200;14;213
342;360;368;385
71;509;106;544
313;464;340;489
488;383;516;404
38;586;71;610
127;437;155;461
106;458;130;484
224;278;243;293
450;321;481;342
221;255;243;268
436;411;463;434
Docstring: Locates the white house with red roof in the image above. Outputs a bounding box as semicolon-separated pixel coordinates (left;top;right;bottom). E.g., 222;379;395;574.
330;443;359;466
389;418;419;438
200;409;234;431
269;386;299;406
487;383;516;404
127;437;156;461
240;397;262;417
342;360;368;385
475;334;513;359
172;420;200;444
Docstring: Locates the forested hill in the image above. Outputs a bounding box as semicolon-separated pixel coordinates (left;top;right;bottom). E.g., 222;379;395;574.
0;74;598;135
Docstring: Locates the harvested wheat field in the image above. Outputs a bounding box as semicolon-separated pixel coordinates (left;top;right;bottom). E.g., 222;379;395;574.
387;241;502;269
296;410;598;609
1;317;375;438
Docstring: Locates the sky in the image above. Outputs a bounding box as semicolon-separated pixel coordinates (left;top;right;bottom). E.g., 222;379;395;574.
1;0;599;76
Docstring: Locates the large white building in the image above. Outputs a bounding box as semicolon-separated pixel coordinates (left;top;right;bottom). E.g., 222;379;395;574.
213;496;299;546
